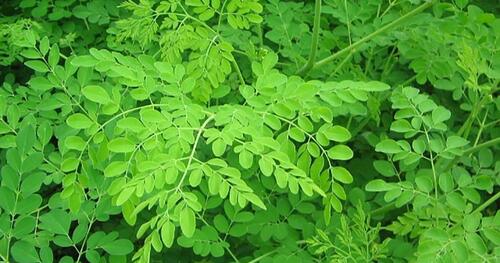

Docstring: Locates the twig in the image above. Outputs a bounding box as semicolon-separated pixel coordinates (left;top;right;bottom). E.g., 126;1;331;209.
296;0;322;76
310;1;434;72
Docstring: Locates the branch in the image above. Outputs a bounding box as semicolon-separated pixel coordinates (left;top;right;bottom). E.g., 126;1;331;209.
444;136;500;171
473;192;500;214
463;136;500;155
175;115;215;192
311;1;434;72
296;0;322;76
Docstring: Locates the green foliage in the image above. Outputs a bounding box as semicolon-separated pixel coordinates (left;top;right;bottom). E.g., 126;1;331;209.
113;0;263;102
0;0;499;262
307;204;390;262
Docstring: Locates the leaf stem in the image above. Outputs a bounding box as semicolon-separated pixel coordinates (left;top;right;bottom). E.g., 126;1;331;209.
463;137;500;155
231;58;246;85
311;1;433;72
247;249;279;263
369;203;396;217
76;195;102;263
175;115;215;192
457;95;488;138
423;126;439;211
329;48;355;78
473;192;500;214
296;0;322;76
444;136;500;171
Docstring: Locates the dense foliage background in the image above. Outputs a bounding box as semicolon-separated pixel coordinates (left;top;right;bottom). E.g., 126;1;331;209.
0;0;498;262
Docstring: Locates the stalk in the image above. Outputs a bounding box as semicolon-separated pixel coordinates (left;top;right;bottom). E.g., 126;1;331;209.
463;137;500;155
310;1;434;72
296;0;322;76
473;192;500;214
444;137;500;171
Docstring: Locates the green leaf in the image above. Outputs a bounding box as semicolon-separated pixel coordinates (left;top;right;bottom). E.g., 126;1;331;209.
376;139;403;154
20;172;45;194
373;160;396;177
117;117;144;132
64;136;86;151
0;135;16;148
37;121;53;146
327;145;353;160
21;152;44;173
384;188;402;202
258;156;274;176
365;179;394;192
16;125;36;155
21;48;41;59
455;0;468;8
263;114;281;130
180;207;196;238
297;116;313;132
363;81;390;91
390;120;414;133
104;161;128;177
463;213;481;232
101;239;134;255
438;172;454;192
238;150;253;169
29;76;54;91
82;85;111;104
39;209;71;235
465;233;486;254
323;125;351;142
425;228;449;242
402;87;420;99
450;241;468;261
67;113;93;129
329;195;342;213
483;229;500;246
61;158;79;172
307;142;320;157
417;99;437;113
432;106;451;123
212;139;226;157
25;60;49;72
86;250;99;262
331;166;353;184
189;169;203;187
48;44;60;68
415;175;433;193
140;109;170;123
186;0;204;6
0;187;16;213
107;138;135;153
11;241;40;263
412;138;426;154
262;52;278;71
210;243;225;257
446;136;469;148
288;127;305;142
446;192;466;210
116;187;135;205
272;103;293;118
39;36;50;55
214;215;229;232
199;9;215;21
275;168;288;188
244;192;267;210
38;246;51;263
71;55;98;67
161;221;175;248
